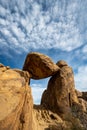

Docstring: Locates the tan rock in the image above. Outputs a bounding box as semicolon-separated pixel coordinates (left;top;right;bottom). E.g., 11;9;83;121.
56;60;68;68
0;62;86;130
0;66;33;130
0;63;4;67
23;52;60;79
76;90;87;101
13;69;31;83
33;105;66;130
75;89;82;98
41;61;78;116
82;92;87;101
33;105;77;130
79;98;87;112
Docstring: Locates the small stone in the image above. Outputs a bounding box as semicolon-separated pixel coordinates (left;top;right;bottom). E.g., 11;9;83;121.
0;63;4;67
6;66;10;69
56;60;68;68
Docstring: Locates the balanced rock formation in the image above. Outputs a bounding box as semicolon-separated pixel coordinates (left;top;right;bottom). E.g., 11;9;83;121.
1;52;87;130
0;64;33;130
41;60;78;116
23;52;60;79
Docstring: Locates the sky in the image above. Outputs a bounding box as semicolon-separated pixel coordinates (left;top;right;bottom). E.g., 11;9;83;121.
0;0;87;104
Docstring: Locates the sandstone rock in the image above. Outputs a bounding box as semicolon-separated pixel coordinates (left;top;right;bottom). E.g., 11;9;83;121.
71;99;87;130
82;92;87;101
0;63;4;67
0;61;87;130
23;52;60;79
79;98;87;112
33;105;81;130
76;90;87;101
13;69;31;84
41;61;78;116
33;105;66;130
56;60;68;68
0;66;33;130
75;89;82;98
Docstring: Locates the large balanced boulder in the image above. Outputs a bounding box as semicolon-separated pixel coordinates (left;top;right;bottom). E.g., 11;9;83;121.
23;52;60;79
0;64;33;130
41;60;78;116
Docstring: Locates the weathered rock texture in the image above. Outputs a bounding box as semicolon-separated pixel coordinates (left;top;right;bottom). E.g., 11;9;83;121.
76;90;87;101
33;105;71;130
56;60;68;67
41;61;78;116
0;53;87;130
23;52;59;79
0;64;33;130
33;104;86;130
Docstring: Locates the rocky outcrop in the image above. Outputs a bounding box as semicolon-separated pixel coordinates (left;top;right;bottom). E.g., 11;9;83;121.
23;52;59;79
41;61;78;116
0;52;87;130
76;90;87;101
33;105;71;130
0;65;33;130
33;104;85;130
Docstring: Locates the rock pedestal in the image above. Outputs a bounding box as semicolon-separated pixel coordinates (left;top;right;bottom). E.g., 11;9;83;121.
41;61;78;116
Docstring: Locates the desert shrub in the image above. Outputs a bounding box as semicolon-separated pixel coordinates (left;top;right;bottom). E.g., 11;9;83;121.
70;118;84;130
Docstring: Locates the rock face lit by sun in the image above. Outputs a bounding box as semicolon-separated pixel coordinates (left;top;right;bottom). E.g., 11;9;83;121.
0;52;87;130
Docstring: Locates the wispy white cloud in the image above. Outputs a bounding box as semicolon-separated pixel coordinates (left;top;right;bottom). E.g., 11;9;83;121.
0;0;86;55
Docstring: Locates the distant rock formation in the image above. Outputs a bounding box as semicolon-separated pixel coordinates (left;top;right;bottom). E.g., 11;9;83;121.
76;90;87;101
23;52;60;79
0;52;87;130
41;60;78;117
0;64;33;130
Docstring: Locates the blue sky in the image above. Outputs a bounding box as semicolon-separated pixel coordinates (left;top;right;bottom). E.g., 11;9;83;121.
0;0;87;104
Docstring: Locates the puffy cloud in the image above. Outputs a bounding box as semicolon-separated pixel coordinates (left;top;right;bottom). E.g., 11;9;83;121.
0;0;86;55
